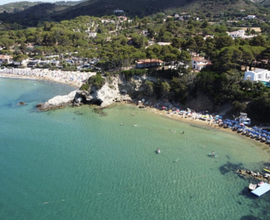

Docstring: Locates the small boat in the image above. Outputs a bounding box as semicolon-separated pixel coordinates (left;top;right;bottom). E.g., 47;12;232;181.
264;167;270;173
249;183;257;191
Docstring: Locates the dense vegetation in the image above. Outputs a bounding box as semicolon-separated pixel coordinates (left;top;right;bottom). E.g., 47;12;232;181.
1;0;270;121
0;0;268;26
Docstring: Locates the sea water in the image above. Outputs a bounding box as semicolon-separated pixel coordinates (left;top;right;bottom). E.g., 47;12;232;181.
0;77;270;220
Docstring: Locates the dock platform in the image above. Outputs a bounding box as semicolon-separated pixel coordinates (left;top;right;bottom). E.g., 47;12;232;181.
251;183;270;197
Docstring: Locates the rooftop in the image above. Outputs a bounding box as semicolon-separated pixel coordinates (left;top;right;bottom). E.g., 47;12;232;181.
254;68;268;73
136;59;163;64
192;57;208;62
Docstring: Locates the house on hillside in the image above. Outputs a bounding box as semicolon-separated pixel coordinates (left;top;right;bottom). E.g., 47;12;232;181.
227;30;245;38
191;57;211;71
135;59;163;69
203;35;214;40
244;69;270;82
247;15;256;19
227;30;256;40
27;60;39;68
0;55;12;64
50;60;60;66
157;42;171;46
88;32;97;38
13;59;28;67
118;16;127;21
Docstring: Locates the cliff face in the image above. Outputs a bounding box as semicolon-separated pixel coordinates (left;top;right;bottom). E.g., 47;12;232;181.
37;74;216;112
80;75;132;107
36;74;149;110
77;74;156;107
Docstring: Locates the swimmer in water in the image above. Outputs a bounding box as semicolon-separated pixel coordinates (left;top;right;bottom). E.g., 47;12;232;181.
120;123;125;126
182;131;184;134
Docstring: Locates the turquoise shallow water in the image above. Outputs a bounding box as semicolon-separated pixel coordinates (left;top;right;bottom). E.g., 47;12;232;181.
1;78;270;220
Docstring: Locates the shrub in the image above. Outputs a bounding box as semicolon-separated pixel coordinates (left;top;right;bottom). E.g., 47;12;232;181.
80;83;89;91
121;69;147;80
88;74;105;89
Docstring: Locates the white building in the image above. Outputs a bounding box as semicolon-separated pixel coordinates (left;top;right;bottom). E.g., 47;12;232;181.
247;15;256;19
244;69;270;82
0;55;13;64
88;32;97;38
227;29;256;40
191;57;210;71
227;30;245;38
135;59;163;69
157;42;171;46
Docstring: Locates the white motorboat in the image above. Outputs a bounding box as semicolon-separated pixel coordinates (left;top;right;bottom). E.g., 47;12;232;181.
249;183;257;191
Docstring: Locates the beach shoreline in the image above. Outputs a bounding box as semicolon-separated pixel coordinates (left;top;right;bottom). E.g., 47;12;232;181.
0;72;263;145
0;74;79;88
139;104;263;145
0;68;96;88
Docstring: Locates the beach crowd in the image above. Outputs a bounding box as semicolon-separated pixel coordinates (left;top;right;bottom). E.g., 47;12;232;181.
0;68;96;87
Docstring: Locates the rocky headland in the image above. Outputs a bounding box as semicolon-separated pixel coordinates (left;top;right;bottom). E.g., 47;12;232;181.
37;90;77;111
37;73;216;112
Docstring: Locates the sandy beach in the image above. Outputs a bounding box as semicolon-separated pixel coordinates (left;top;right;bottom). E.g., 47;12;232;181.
143;105;264;146
0;68;96;88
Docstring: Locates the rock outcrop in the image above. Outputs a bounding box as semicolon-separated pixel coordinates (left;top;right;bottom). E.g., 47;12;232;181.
78;74;145;107
37;73;216;112
37;90;77;111
37;74;156;111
